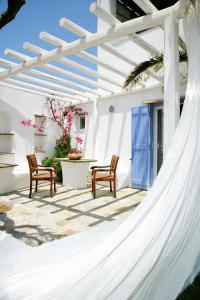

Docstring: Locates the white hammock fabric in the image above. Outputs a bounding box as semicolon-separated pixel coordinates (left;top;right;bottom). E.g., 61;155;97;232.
1;3;200;300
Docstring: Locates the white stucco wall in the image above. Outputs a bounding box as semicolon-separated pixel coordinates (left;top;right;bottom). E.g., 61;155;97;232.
81;81;186;189
80;85;167;188
0;86;60;193
0;79;187;194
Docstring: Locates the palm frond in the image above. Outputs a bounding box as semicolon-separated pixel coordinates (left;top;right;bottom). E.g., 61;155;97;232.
123;54;163;89
123;50;188;90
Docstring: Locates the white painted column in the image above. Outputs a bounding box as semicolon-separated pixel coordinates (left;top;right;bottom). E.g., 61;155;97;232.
163;12;180;158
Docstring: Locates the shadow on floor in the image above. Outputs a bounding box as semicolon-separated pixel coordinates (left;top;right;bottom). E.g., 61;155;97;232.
0;213;61;246
2;183;146;246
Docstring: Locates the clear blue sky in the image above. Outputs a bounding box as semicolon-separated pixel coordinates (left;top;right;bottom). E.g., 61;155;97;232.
0;0;97;70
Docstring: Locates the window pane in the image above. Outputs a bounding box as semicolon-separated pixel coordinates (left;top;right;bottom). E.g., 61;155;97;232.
80;117;85;129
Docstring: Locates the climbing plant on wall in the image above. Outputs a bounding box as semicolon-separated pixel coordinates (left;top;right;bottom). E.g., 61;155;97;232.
42;98;88;181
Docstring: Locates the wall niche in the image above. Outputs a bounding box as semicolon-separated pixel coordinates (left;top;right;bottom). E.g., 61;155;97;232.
0;111;14;154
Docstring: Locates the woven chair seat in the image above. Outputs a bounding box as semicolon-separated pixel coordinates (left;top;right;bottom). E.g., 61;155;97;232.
92;173;114;181
32;172;56;180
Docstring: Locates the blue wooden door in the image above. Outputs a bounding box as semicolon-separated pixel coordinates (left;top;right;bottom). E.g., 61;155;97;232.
131;105;152;189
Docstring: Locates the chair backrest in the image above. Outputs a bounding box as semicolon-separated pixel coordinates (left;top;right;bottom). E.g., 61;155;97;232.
27;154;37;173
110;155;119;175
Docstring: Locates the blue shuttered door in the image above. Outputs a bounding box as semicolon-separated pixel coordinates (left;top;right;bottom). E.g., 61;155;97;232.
131;106;151;189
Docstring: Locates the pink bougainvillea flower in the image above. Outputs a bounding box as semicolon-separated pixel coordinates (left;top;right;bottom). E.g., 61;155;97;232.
21;119;32;126
75;136;83;144
69;148;82;154
21;119;44;133
38;126;45;133
45;98;88;144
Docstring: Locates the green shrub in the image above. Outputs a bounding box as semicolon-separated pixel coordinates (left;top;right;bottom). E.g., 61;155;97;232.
42;136;71;182
54;135;71;158
42;156;62;182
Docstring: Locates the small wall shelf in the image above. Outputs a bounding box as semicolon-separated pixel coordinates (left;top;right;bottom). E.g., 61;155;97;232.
0;163;17;168
34;133;47;136
34;114;47;119
0;132;15;154
0;112;16;167
0;152;15;155
34;115;47;154
34;115;47;133
34;150;46;153
0;133;14;136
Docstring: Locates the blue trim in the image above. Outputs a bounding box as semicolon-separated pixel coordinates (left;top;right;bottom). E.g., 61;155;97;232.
149;105;154;187
131;105;149;190
131;105;155;189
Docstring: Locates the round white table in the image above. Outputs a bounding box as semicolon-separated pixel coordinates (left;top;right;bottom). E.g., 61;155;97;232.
57;158;97;189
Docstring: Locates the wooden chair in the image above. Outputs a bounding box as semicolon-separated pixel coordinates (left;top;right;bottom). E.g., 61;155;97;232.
27;154;57;198
91;155;119;199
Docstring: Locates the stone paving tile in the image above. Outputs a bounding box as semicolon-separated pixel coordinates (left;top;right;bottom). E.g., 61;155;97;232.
0;183;148;247
51;210;77;220
55;219;71;226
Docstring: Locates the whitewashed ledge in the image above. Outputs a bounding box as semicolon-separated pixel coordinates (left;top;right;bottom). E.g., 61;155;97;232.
0;163;18;195
0;163;17;168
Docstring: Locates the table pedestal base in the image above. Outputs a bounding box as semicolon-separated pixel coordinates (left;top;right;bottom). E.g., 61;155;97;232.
61;161;91;189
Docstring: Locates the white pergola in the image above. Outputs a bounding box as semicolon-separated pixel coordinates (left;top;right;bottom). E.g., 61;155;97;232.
0;1;186;155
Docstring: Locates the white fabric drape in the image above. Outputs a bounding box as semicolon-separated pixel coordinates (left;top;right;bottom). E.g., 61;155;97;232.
1;3;200;300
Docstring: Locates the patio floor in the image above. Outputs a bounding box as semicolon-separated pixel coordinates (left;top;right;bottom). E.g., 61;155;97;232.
0;182;148;247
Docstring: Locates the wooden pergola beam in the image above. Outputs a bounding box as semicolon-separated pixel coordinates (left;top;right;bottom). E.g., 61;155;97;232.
133;0;186;50
4;49;102;96
0;5;176;80
90;2;160;56
23;40;123;87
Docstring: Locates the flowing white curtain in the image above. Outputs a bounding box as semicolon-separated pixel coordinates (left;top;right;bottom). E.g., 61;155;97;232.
1;2;200;300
